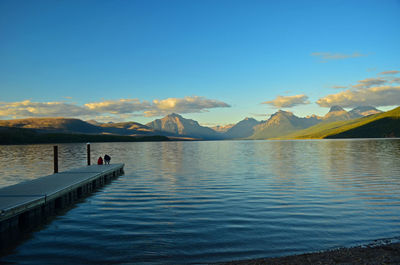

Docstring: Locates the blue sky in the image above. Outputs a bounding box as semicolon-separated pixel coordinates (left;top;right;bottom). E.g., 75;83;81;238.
0;0;399;125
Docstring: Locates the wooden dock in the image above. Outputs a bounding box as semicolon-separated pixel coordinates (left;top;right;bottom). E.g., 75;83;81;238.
0;163;124;249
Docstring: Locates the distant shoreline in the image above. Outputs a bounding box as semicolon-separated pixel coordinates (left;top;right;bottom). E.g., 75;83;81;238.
0;127;171;145
1;129;399;146
216;241;400;265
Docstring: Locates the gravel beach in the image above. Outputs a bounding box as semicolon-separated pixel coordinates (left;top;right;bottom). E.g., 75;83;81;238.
216;242;400;265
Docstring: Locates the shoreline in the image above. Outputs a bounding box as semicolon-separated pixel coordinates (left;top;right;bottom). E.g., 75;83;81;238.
216;242;400;265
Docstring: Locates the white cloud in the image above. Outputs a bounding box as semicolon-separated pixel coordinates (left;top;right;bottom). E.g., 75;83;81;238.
352;77;387;89
262;94;310;108
316;85;400;108
317;72;400;108
0;100;95;118
144;96;230;117
311;52;367;62
389;77;400;84
378;70;399;75
85;99;151;114
331;85;347;89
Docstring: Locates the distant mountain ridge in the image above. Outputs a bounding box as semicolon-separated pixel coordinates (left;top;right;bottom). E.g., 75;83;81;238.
281;106;400;139
247;105;385;139
145;113;221;139
0;126;169;145
0;118;163;137
349;106;382;117
322;106;382;122
99;122;155;135
211;124;234;133
0;105;396;142
249;110;321;139
224;117;260;139
323;105;355;122
0;118;102;134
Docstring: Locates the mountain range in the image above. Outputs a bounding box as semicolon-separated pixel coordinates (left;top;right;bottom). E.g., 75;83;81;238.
280;106;399;139
0;105;398;143
247;105;383;139
145;113;222;139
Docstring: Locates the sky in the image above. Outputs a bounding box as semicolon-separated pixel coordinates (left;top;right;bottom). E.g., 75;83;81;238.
0;0;399;126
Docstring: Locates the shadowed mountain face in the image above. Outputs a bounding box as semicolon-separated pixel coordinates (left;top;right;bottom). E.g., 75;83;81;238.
224;117;260;139
146;113;221;139
250;110;321;139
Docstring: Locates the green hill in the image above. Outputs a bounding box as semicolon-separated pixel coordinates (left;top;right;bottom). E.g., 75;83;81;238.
326;117;400;138
279;106;400;139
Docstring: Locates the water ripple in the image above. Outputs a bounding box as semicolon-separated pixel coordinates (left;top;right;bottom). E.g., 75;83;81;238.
1;139;400;264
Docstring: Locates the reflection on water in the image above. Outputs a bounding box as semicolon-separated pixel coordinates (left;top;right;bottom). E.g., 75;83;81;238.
1;139;400;264
0;143;85;187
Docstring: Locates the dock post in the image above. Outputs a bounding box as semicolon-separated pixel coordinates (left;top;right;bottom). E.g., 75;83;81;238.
53;145;58;173
87;143;91;166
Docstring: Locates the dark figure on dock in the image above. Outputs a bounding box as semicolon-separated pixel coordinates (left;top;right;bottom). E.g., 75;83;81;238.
97;156;103;165
104;154;111;165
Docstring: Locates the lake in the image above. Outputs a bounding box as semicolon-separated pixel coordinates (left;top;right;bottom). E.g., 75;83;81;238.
1;139;400;264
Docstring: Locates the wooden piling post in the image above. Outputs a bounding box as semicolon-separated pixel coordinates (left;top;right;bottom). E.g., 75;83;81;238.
53;145;58;174
87;143;91;166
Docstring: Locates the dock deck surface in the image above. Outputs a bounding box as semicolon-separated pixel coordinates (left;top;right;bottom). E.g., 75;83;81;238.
0;164;124;220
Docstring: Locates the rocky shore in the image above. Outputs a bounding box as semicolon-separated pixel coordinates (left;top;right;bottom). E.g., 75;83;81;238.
217;242;400;265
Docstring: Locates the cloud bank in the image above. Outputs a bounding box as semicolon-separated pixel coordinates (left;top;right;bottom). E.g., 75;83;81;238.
317;71;400;108
0;100;96;118
145;96;230;117
316;86;400;108
262;94;310;108
0;96;230;119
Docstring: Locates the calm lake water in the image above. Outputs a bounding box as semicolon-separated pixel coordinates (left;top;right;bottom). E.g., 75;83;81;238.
1;139;400;264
